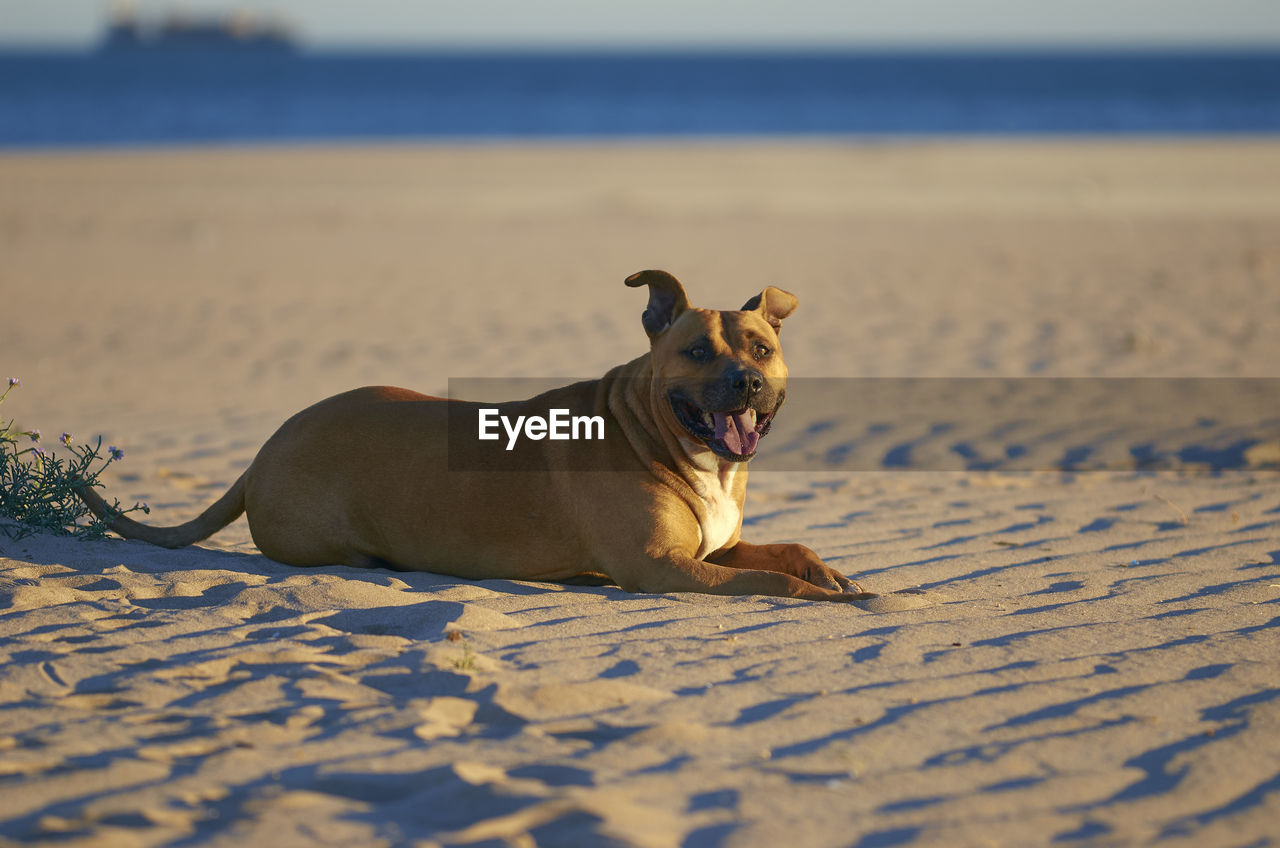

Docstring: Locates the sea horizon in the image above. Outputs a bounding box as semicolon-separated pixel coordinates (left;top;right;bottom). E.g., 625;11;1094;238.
2;47;1278;148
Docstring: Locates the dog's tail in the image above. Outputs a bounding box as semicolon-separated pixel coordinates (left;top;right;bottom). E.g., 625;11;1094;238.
75;472;248;549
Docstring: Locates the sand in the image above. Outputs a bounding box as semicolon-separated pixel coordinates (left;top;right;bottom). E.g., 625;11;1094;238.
1;140;1279;846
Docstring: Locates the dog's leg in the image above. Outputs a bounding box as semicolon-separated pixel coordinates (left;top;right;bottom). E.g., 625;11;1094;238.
707;542;872;596
610;552;867;602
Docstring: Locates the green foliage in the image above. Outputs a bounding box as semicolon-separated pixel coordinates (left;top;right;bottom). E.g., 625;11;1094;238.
452;639;477;671
0;378;147;540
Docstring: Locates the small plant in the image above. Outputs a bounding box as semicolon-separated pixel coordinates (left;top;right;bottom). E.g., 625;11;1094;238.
0;377;148;540
452;638;478;671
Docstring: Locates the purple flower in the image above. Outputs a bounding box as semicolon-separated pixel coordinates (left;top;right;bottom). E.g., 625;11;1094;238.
29;430;40;443
32;446;47;458
6;377;18;388
59;432;73;447
108;446;124;461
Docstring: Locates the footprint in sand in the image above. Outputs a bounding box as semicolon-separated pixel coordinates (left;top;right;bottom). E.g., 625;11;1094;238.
311;600;521;640
493;679;673;723
413;696;480;740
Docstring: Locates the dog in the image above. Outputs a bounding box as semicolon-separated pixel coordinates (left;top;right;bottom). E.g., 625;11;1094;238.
77;271;872;602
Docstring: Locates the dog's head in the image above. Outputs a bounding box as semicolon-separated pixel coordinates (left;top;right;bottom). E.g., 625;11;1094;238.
625;270;796;463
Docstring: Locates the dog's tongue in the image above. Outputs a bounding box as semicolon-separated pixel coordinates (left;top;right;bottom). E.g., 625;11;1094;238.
713;411;759;456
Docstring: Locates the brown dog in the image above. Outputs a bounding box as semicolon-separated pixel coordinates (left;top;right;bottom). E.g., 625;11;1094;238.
78;271;871;602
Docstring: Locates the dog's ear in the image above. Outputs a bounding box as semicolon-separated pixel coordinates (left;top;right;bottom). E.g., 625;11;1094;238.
625;270;691;339
741;286;798;334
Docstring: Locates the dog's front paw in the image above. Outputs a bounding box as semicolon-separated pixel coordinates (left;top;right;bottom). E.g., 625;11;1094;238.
781;544;857;593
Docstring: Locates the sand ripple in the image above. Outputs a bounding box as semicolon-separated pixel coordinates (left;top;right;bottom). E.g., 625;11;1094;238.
2;471;1278;846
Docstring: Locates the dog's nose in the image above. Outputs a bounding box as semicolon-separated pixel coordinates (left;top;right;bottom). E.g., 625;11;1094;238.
733;369;764;396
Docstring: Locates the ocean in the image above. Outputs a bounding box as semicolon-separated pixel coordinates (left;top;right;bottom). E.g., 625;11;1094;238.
1;50;1278;147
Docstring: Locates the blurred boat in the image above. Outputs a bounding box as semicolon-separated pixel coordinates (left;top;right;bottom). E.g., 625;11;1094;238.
98;6;296;52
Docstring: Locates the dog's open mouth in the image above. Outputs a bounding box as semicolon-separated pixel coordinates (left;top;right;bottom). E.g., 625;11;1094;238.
670;394;776;461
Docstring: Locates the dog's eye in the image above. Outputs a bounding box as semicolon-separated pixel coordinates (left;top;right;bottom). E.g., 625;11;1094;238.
753;343;772;360
686;345;710;362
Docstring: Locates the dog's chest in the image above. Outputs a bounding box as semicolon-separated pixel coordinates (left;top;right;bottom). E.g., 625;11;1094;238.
693;466;741;559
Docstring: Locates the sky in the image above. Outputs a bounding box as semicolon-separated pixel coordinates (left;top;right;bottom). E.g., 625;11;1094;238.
3;0;1280;49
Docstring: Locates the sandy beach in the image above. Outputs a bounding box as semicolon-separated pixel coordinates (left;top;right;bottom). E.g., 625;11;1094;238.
2;140;1279;846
